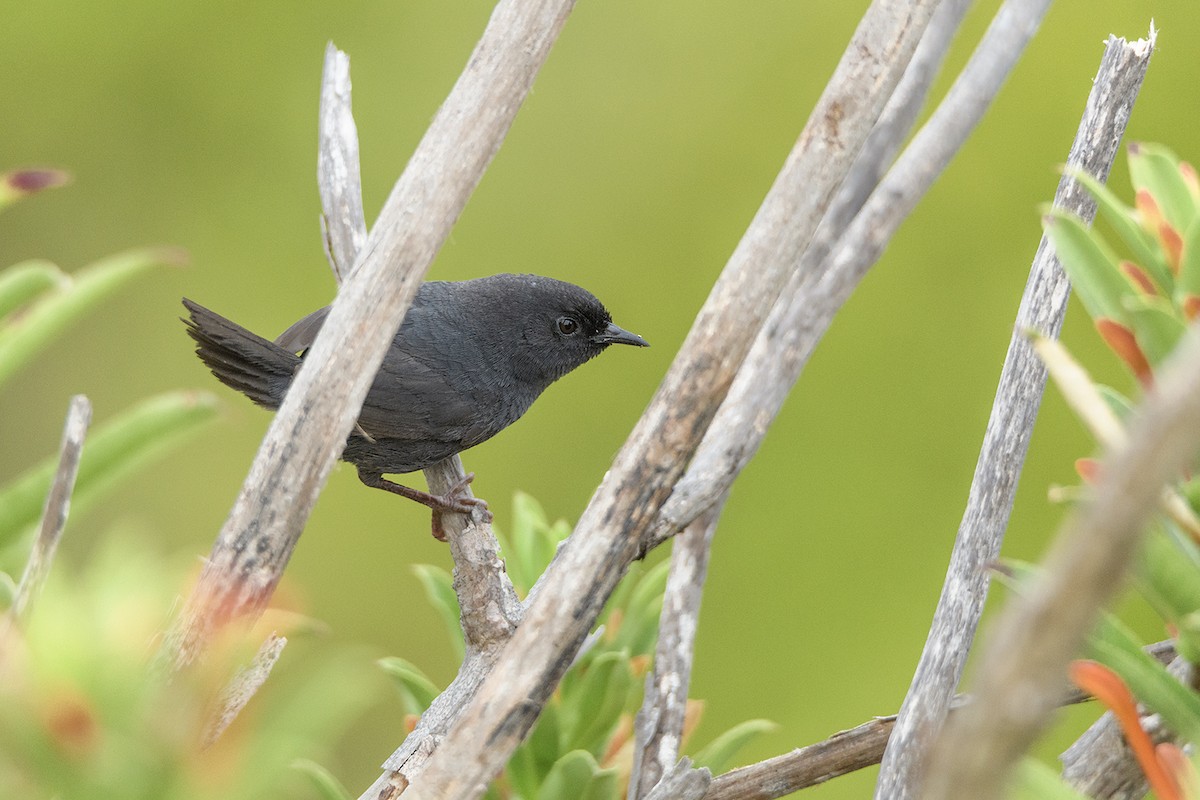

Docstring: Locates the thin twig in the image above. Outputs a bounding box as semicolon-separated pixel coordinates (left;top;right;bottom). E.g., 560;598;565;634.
161;0;575;674
202;632;288;748
5;394;91;626
875;28;1153;799
395;2;944;797
630;503;722;799
317;42;367;283
924;209;1200;800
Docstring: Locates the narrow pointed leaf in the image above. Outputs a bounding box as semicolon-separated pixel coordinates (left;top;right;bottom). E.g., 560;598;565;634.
562;650;632;755
377;657;440;715
691;719;778;773
0;260;69;320
1176;218;1200;318
1087;615;1200;743
411;564;463;659
291;759;352;800
535;750;615;800
1095;318;1152;383
1124;295;1187;367
1129;143;1197;234
1012;758;1092;800
0;390;218;550
1066;165;1173;292
0;247;185;386
1042;210;1135;324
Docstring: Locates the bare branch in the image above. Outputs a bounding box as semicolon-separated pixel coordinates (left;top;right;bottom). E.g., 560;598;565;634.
875;28;1153;799
396;2;944;796
631;503;722;799
644;758;711;800
202;632;288;748
4;394;91;626
646;0;1030;552
706;716;897;800
317;42;367;283
161;0;577;673
924;196;1200;800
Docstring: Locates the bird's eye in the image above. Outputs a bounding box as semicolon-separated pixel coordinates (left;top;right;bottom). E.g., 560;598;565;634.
556;316;579;336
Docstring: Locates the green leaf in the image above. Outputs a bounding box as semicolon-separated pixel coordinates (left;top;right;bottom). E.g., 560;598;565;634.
1175;216;1200;316
535;750;617;800
377;657;440;716
411;564;463;660
612;559;670;655
1096;385;1133;422
1124;295;1187;367
1065;165;1173;293
506;741;542;800
291;759;352;800
691;719;777;773
562;650;633;756
1042;210;1136;324
1136;524;1200;662
1011;758;1092;800
508;491;565;594
524;694;565;781
1087;614;1200;743
0;247;184;387
0;571;14;611
0;390;218;551
0;260;69;320
1129;142;1197;234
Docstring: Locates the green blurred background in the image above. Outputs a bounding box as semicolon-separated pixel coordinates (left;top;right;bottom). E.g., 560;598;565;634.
2;0;1197;796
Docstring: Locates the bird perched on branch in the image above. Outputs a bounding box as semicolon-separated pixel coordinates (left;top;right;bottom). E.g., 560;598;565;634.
182;273;648;539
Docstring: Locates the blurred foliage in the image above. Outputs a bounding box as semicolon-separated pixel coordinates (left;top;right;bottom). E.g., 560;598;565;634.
381;493;773;798
1008;144;1200;796
0;534;377;800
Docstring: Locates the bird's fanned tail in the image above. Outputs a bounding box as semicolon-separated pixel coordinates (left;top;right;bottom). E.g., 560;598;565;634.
181;298;299;409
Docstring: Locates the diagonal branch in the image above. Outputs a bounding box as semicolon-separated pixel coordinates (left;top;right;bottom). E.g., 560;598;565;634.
3;394;91;628
923;212;1200;799
630;503;723;798
875;29;1154;799
160;0;578;674
393;2;946;797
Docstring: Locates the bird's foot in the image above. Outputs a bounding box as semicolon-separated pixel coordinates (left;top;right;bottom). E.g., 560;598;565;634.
358;468;491;541
429;472;493;541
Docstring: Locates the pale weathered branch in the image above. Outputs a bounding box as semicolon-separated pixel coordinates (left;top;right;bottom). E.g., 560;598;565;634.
924;239;1200;799
875;29;1154;799
630;503;723;799
645;0;1032;553
394;2;945;797
317;42;367;283
161;0;576;673
3;394;91;627
202;632;288;748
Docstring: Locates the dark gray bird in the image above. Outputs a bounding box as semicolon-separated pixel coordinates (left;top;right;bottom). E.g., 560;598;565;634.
182;274;648;538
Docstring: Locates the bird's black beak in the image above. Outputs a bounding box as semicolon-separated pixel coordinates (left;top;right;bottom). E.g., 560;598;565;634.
593;321;649;348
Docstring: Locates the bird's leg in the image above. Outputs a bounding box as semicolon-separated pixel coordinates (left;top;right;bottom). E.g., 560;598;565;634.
357;468;492;541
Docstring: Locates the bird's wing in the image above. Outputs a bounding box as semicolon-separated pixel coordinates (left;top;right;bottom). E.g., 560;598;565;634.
274;306;331;353
355;345;488;444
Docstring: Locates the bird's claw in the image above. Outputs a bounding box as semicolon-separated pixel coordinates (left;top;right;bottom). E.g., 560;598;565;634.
429;472;493;541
